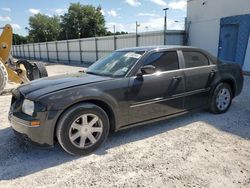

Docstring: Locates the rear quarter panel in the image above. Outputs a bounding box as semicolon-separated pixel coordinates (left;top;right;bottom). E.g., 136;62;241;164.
211;62;243;97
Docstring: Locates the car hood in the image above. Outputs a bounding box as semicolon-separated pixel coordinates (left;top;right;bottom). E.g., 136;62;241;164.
17;72;112;100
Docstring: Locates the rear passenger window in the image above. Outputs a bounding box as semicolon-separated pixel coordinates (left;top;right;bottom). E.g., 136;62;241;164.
144;51;179;72
183;51;209;68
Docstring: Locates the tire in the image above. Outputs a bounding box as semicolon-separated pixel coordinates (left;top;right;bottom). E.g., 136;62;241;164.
56;103;110;155
0;62;8;94
32;62;48;80
209;83;232;114
16;60;34;81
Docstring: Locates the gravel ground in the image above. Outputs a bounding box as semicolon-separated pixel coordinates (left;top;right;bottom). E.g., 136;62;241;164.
0;63;249;188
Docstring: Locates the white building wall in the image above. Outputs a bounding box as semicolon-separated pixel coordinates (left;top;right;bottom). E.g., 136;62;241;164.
187;0;250;71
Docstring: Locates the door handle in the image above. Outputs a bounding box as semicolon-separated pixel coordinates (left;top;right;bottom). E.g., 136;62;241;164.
172;76;183;81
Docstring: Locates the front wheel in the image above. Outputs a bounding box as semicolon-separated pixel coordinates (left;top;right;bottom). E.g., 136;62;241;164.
56;103;110;155
209;83;232;114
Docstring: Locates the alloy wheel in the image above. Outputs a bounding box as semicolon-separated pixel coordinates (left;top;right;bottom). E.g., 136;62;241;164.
69;113;103;149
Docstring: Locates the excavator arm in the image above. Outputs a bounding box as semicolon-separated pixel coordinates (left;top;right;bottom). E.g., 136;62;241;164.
0;24;29;84
0;24;48;94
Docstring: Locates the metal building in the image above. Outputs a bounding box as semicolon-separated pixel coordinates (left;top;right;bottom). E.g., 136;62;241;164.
187;0;250;73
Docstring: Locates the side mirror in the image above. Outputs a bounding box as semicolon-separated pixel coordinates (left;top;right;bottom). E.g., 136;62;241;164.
139;65;156;75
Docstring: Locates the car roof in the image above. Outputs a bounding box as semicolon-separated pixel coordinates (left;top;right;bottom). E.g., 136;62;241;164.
117;45;199;52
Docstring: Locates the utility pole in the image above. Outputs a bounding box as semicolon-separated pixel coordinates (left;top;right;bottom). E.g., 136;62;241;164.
135;21;140;47
163;8;169;45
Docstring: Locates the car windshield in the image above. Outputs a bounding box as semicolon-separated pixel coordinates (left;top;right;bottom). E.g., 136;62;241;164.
86;51;145;77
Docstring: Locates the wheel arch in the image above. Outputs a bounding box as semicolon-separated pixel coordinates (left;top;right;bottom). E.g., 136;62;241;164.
211;74;237;98
53;99;117;140
220;79;236;97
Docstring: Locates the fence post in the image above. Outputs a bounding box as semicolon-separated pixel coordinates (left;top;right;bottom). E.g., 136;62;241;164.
14;45;16;57
66;40;70;64
136;34;139;47
22;44;25;58
79;39;83;64
46;42;50;61
114;35;116;50
19;45;21;58
11;46;16;56
27;44;30;59
33;43;36;59
38;43;41;60
14;46;16;57
55;41;59;62
95;37;98;61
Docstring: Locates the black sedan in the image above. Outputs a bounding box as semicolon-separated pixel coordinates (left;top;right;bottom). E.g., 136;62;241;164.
9;46;244;155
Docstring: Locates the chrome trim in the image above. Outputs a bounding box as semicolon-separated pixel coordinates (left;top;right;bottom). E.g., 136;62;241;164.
130;88;210;108
129;65;216;78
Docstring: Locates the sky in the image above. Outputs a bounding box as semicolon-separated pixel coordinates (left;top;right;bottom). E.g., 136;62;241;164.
0;0;187;36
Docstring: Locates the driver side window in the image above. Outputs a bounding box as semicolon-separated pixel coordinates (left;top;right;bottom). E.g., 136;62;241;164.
144;51;179;72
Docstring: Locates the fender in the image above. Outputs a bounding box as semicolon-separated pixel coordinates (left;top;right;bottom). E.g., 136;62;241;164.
41;87;119;116
209;71;237;98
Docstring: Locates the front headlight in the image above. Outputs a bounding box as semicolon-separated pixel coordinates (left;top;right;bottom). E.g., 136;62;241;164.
22;99;35;116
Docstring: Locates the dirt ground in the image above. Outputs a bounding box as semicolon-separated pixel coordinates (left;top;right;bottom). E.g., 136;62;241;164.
0;63;249;188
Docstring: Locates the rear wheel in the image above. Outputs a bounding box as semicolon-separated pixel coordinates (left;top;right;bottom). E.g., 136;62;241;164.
16;60;48;81
32;62;48;79
16;60;34;81
209;83;232;114
56;103;110;155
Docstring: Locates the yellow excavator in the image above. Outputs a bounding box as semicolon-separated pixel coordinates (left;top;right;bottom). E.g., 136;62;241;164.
0;24;48;94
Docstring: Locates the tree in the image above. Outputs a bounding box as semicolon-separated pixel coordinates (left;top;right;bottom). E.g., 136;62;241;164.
104;31;129;36
60;3;106;39
13;34;28;44
29;13;60;42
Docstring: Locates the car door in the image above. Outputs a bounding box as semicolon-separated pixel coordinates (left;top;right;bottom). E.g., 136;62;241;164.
181;50;217;109
127;50;185;124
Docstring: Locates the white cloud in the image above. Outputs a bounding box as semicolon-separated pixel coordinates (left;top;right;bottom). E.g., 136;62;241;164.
150;0;167;6
0;16;11;22
2;8;11;12
106;22;126;32
100;9;105;16
54;8;67;15
139;17;184;31
45;13;52;17
107;17;184;33
168;0;187;10
11;23;21;30
137;13;160;17
29;8;40;14
125;0;141;7
108;10;118;17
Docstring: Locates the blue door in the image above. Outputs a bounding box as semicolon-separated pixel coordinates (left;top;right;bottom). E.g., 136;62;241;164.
218;24;239;62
